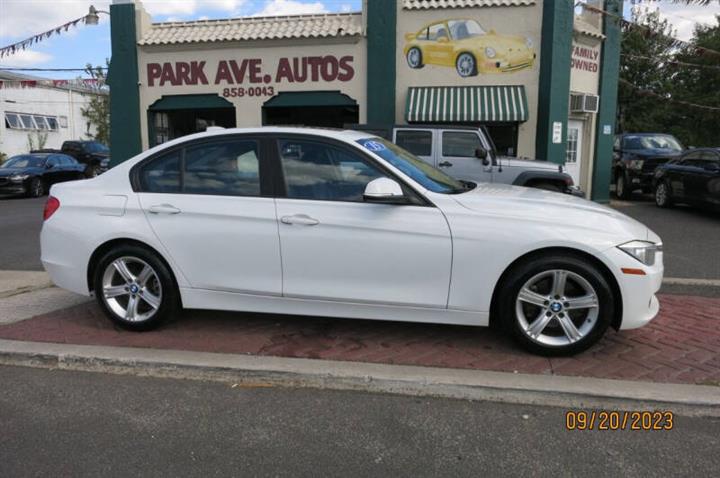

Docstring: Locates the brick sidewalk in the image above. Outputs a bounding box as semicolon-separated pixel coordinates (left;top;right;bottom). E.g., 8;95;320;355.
0;294;718;385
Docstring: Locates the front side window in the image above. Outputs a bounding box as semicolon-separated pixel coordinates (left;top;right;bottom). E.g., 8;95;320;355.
396;130;432;157
278;139;383;202
139;150;181;193
442;131;482;158
184;140;260;197
448;20;485;40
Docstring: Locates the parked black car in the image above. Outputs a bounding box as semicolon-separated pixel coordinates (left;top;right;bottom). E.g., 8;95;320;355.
653;148;720;210
613;133;684;199
60;140;110;177
0;153;85;198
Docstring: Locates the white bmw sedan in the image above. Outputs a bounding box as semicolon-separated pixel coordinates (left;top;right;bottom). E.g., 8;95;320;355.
41;127;663;355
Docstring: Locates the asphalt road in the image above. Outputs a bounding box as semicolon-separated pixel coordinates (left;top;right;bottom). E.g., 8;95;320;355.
1;365;718;477
0;196;44;271
1;194;718;280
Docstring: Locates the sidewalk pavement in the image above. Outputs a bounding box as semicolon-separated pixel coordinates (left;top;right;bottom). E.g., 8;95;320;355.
0;292;718;387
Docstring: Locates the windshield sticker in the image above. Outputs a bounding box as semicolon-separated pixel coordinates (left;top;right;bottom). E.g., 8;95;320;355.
361;140;386;152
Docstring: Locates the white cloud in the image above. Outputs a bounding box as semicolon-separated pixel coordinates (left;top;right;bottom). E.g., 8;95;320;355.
0;0;112;39
1;50;53;66
655;4;720;42
252;0;328;17
142;0;246;16
340;3;353;13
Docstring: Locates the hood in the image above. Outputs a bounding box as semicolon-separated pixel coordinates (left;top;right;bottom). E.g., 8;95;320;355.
452;183;652;244
496;155;559;171
0;167;43;177
458;33;530;52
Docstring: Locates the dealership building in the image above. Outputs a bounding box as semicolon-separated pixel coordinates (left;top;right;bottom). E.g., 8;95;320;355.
108;0;622;201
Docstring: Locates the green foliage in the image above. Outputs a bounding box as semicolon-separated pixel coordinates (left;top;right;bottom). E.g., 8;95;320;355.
619;9;720;147
0;151;7;164
81;61;110;146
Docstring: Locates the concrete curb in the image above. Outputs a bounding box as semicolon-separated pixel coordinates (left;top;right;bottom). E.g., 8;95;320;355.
0;339;718;416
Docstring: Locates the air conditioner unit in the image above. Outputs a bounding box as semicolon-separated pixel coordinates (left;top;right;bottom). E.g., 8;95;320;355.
570;93;599;113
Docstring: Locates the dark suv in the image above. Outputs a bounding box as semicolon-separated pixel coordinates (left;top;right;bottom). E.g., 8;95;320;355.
613;133;684;199
61;140;110;177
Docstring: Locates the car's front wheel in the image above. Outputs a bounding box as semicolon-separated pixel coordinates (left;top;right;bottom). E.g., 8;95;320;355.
93;245;179;331
655;180;673;208
27;177;44;198
456;52;477;77
497;254;615;356
615;172;631;199
406;47;423;69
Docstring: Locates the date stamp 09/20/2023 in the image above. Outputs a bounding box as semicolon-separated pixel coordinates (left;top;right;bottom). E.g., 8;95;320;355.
565;410;674;431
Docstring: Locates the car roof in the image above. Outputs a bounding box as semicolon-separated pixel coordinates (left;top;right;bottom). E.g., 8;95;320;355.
156;127;378;147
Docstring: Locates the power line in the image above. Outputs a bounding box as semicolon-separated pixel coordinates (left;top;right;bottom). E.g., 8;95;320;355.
619;78;720;112
621;52;720;70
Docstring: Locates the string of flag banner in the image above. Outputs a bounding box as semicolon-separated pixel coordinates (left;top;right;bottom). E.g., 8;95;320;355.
0;15;90;59
0;78;105;90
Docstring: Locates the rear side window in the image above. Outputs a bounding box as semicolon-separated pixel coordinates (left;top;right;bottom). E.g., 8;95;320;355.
442;131;482;157
184;140;260;197
139;150;181;193
396;130;432;157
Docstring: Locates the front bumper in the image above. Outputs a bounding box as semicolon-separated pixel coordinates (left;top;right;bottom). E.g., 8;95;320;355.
0;179;28;195
628;171;655;189
603;246;664;330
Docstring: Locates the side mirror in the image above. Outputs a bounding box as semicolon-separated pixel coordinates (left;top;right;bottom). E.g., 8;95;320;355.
475;147;490;166
363;177;407;203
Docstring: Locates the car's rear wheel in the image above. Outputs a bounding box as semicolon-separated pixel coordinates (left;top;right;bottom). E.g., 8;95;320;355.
93;245;179;331
406;47;423;69
615;172;631;199
86;164;100;178
655;180;673;208
456;52;477;77
497;254;614;356
27;177;44;198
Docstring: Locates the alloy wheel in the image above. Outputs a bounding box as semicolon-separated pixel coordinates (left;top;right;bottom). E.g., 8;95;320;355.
515;269;599;347
31;179;43;197
101;256;163;322
656;182;668;206
407;48;421;68
456;53;476;77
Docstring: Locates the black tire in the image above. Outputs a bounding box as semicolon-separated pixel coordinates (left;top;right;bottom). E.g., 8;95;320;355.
654;180;673;208
406;47;424;69
615;172;631;199
496;253;615;356
93;244;180;331
455;52;477;77
531;181;563;193
27;177;44;198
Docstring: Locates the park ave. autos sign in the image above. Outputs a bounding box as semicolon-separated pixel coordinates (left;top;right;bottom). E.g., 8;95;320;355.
146;55;355;98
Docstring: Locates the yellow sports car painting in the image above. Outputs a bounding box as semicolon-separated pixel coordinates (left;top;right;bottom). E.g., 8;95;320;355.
404;19;536;77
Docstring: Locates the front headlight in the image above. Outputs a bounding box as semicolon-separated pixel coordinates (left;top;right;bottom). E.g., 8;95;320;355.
526;37;533;49
628;159;644;170
9;174;29;183
618;241;662;266
485;47;496;58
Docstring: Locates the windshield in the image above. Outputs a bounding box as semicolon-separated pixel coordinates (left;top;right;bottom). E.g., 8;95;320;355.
85;142;109;154
357;138;467;194
449;20;485;40
1;155;45;169
624;135;684;152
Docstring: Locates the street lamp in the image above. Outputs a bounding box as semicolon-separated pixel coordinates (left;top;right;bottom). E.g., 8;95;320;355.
85;5;110;25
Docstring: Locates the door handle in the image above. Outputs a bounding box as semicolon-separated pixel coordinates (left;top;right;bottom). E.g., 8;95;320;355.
281;214;319;226
148;204;181;215
438;161;453;168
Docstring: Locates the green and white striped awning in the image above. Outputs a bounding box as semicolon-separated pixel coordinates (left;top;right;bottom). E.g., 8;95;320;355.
405;86;528;123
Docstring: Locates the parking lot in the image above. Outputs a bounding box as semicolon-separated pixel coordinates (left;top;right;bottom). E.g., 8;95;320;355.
2;193;718;284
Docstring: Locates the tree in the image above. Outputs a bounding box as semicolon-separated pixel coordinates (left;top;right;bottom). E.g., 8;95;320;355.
81;61;110;146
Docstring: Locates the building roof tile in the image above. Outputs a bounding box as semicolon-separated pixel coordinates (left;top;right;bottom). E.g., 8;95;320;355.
402;0;536;9
138;13;363;46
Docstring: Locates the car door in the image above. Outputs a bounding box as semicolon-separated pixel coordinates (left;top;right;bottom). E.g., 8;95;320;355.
136;136;282;295
425;22;454;65
681;155;709;204
668;153;699;199
394;129;434;165
438;130;491;183
273;136;452;308
694;152;720;205
43;156;63;186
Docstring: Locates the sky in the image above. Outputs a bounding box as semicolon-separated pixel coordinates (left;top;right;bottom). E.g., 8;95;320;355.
0;0;718;80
